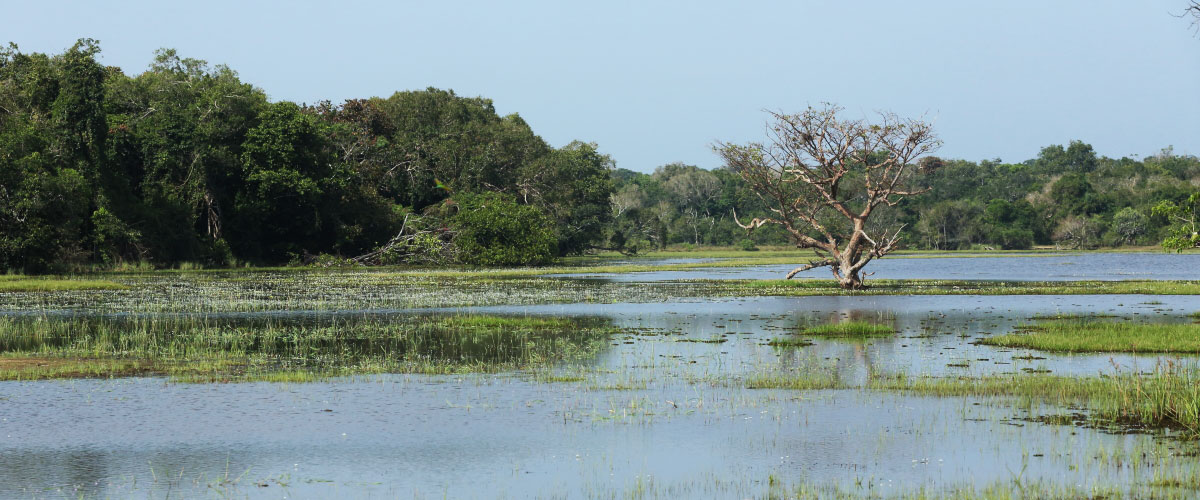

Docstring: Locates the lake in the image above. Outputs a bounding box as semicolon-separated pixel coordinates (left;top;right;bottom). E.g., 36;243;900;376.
1;253;1198;498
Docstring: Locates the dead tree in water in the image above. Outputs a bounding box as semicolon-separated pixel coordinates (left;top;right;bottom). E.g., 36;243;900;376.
716;104;941;289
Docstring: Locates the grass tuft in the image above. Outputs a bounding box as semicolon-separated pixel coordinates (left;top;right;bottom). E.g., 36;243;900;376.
981;318;1200;353
802;320;895;337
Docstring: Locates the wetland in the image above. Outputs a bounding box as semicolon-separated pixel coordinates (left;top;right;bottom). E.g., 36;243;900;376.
3;251;1200;498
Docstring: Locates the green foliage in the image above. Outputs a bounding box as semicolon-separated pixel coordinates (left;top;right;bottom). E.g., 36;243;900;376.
451;193;557;266
0;42;611;272
736;238;759;251
519;141;614;254
233;101;337;261
91;206;143;264
1152;193;1200;251
1111;207;1149;244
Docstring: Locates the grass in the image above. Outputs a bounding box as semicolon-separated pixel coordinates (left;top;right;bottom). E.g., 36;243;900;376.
801;320;895;337
766;337;814;348
981;318;1200;353
0;314;617;381
869;363;1200;434
0;276;128;292
744;370;842;390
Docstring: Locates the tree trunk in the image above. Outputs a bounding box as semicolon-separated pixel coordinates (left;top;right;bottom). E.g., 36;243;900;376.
838;272;865;289
832;252;867;290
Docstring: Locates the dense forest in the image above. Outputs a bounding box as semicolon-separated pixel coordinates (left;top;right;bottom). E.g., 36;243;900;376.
2;41;1198;272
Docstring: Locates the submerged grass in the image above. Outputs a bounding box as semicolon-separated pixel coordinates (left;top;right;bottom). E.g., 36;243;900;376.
982;318;1200;353
0;314;617;381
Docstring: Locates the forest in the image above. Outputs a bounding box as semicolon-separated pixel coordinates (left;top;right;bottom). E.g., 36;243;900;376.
2;40;1199;273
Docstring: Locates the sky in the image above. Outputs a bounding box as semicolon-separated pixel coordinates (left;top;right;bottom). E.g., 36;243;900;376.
4;0;1199;172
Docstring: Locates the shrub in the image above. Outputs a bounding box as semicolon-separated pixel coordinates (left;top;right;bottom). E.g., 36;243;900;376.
737;238;759;251
451;193;557;266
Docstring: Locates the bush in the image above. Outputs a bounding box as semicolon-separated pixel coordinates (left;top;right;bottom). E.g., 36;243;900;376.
996;228;1033;250
737;239;759;251
451;193;557;266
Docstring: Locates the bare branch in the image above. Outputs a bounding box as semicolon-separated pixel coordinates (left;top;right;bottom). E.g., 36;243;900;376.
785;259;836;279
716;104;939;289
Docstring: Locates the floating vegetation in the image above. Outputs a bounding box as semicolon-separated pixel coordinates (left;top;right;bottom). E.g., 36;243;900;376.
0;314;617;381
982;318;1200;353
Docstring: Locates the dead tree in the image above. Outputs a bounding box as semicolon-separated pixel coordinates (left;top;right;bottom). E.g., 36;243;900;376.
351;215;458;266
716;104;941;289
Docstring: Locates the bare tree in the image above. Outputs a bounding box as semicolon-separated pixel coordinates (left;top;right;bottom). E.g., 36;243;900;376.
1186;2;1200;30
716;104;941;289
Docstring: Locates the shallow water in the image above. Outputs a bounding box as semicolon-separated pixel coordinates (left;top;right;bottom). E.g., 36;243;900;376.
0;376;1173;499
2;260;1200;498
556;253;1200;281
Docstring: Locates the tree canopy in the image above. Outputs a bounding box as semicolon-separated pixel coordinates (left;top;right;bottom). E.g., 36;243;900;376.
0;41;616;272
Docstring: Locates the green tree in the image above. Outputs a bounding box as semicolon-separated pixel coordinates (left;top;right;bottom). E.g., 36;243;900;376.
104;48;268;263
1152;194;1199;251
1111;207;1149;245
518;141;614;255
232;101;339;261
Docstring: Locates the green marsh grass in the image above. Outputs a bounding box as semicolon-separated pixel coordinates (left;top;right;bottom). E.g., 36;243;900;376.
982;318;1200;353
801;320;895;337
0;314;616;381
0;276;128;292
766;337;814;348
869;363;1200;434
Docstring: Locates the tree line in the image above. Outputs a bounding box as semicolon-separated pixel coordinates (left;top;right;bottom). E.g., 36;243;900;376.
3;41;1197;273
1;40;612;272
611;141;1200;254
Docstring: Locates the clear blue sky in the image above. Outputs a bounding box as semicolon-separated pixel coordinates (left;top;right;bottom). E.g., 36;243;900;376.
5;0;1199;172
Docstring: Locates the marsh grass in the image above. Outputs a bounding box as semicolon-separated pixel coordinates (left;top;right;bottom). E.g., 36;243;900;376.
870;362;1200;433
982;318;1200;353
0;276;128;292
0;314;616;381
744;370;842;390
802;320;895;337
766;337;814;348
